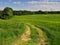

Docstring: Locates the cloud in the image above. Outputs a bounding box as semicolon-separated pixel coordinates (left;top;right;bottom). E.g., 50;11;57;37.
26;1;60;5
40;0;48;2
13;2;21;4
16;2;60;11
0;7;4;10
26;1;39;4
24;0;49;4
0;0;60;11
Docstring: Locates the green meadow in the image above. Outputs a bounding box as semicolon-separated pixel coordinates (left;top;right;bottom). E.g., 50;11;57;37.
0;14;60;45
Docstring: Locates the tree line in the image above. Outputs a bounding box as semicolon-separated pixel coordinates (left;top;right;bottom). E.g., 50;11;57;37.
0;7;60;19
13;10;60;15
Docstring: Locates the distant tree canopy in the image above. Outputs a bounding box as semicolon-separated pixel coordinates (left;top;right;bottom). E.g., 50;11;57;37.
0;11;2;16
13;10;33;15
0;7;60;19
0;7;13;19
13;10;60;15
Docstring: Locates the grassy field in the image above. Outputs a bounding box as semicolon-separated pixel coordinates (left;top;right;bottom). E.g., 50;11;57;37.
0;14;60;45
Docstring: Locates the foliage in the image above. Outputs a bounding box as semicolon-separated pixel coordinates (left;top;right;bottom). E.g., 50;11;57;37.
13;10;60;15
0;7;13;19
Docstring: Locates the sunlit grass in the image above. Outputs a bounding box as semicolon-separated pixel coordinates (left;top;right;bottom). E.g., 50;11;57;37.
0;14;60;45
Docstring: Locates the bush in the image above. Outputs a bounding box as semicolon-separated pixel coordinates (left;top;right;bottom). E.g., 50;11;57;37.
1;7;13;19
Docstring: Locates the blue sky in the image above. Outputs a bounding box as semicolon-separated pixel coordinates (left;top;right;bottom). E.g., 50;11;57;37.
0;0;60;11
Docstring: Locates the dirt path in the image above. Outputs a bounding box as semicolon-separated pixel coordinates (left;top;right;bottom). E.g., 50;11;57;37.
20;25;31;41
12;25;31;45
36;28;46;45
28;24;47;45
12;24;47;45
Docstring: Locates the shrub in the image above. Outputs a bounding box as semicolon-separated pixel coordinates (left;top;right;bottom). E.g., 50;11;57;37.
1;7;13;19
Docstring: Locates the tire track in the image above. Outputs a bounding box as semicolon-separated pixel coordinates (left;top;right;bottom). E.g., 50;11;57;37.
12;25;31;45
12;23;47;45
27;24;47;45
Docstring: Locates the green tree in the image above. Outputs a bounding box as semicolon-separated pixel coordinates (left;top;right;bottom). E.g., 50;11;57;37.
1;7;13;19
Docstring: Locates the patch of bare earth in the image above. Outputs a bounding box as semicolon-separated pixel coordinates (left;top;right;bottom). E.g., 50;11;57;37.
20;25;31;41
39;38;46;45
30;24;46;45
12;24;47;45
12;25;31;45
36;27;47;45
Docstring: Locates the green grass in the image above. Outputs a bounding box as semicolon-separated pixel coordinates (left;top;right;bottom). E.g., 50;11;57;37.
0;14;60;45
0;21;26;45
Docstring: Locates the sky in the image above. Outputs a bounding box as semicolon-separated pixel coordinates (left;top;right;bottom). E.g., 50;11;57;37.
0;0;60;11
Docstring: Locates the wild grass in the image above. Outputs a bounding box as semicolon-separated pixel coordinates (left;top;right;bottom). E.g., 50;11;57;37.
0;21;26;45
0;14;60;45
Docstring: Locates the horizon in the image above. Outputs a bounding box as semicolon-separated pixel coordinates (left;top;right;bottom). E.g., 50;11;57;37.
0;0;60;11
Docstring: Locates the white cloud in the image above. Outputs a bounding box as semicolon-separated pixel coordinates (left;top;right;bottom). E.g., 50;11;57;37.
13;2;21;4
26;1;60;5
0;7;4;10
17;2;60;11
26;1;39;4
41;0;48;2
0;0;60;11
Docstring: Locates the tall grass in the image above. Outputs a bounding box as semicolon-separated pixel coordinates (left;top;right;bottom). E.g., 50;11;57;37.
0;14;60;45
0;20;26;45
11;14;60;45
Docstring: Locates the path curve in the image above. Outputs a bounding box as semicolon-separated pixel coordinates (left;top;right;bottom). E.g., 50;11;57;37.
27;24;47;45
12;25;31;45
12;23;47;45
